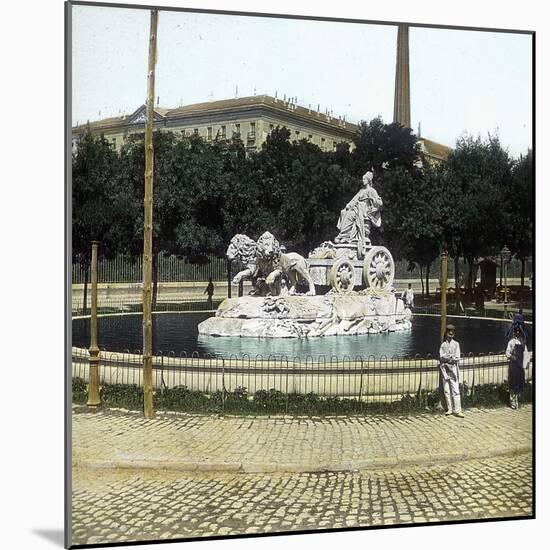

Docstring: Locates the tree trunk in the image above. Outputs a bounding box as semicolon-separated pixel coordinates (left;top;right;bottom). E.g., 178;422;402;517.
82;261;89;315
520;257;526;287
419;264;424;297
425;261;430;298
454;256;461;305
152;250;159;310
467;257;475;290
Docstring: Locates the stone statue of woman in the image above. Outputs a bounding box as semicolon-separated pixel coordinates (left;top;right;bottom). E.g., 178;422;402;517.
334;171;382;257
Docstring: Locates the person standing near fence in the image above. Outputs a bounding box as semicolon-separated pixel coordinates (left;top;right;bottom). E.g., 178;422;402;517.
439;324;464;418
204;277;215;310
505;326;529;410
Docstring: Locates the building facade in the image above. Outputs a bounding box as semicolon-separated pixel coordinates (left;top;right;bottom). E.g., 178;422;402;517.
72;95;357;154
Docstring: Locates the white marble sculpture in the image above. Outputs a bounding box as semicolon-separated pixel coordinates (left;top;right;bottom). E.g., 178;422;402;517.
198;169;413;340
226;232;316;296
334;171;382;259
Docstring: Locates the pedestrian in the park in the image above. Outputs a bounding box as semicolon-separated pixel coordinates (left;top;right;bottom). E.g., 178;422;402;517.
505;326;529;410
439;324;464;418
204;277;215;309
401;283;414;309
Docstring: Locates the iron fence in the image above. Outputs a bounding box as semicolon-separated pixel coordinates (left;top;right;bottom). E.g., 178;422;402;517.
413;303;533;322
71;347;533;414
72;253;236;284
72;254;532;285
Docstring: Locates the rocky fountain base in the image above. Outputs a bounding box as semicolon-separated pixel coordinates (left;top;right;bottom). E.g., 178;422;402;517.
198;291;412;339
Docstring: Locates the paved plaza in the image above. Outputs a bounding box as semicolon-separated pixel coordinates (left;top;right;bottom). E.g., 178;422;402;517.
71;405;533;546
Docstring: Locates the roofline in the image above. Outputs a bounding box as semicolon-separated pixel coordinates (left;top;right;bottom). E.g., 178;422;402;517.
73;95;358;137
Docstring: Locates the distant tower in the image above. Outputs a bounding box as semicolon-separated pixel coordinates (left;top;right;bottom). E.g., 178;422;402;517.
393;24;411;128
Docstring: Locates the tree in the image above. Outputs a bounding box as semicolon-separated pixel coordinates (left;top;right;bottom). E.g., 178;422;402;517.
444;134;514;289
250;127;355;255
506;149;533;286
72;131;120;311
350;117;421;177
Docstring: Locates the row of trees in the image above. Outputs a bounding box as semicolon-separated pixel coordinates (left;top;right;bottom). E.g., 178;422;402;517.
73;120;533;301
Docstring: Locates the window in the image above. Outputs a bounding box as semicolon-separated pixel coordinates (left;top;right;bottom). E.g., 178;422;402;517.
308;134;313;140
207;127;212;140
181;129;186;137
193;128;199;136
250;122;256;137
269;124;274;132
221;125;226;138
333;141;337;151
235;123;241;136
321;137;326;149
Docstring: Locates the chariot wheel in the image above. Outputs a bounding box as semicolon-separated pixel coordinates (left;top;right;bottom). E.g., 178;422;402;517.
329;258;357;294
363;246;395;291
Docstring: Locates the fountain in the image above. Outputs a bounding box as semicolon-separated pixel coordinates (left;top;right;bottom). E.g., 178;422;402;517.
198;171;412;339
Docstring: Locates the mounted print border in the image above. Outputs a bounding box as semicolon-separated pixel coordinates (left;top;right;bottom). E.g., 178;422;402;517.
66;1;535;547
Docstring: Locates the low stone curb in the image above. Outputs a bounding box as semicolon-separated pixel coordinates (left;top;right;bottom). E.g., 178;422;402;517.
73;444;531;474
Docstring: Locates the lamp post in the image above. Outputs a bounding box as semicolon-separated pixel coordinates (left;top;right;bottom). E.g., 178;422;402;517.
500;245;512;310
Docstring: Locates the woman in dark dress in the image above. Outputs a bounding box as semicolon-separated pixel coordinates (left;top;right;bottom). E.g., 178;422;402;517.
505;327;527;409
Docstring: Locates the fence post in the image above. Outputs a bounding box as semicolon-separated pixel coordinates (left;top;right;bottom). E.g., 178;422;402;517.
221;358;226;413
87;241;101;406
358;358;364;412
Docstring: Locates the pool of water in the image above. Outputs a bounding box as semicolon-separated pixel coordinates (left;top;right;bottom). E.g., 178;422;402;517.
72;313;513;359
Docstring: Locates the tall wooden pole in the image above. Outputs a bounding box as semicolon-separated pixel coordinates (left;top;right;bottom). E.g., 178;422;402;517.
440;251;448;342
143;9;158;419
87;241;101;406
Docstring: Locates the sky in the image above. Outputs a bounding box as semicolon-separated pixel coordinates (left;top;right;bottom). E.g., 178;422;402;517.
71;4;533;157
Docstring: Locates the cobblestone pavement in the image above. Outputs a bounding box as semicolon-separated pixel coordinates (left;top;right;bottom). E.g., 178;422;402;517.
72;405;532;472
72;452;533;545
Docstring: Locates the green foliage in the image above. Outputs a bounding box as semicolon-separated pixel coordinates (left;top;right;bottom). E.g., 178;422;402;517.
506;150;533;267
72;131;121;264
72;377;88;404
72;379;531;415
72;121;531;284
101;384;144;410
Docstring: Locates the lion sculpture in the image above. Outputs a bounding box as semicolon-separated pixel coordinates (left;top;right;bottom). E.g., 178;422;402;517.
226;234;262;292
256;232;316;296
225;232;316;296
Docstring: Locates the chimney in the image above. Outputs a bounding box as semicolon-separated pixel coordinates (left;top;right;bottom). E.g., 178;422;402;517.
393;24;411;128
157;96;159;105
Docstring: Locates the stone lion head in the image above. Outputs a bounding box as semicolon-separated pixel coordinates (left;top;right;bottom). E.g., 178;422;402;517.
256;231;281;261
226;234;257;265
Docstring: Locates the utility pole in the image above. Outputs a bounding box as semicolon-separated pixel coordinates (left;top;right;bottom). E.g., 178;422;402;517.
143;9;158;419
440;251;448;342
